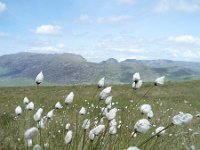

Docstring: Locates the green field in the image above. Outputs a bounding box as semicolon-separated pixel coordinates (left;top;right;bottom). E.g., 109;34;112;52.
0;81;200;149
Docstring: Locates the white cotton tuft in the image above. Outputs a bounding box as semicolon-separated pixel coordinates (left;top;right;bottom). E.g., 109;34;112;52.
46;109;54;119
15;106;22;116
172;112;193;125
79;107;86;115
133;72;141;82
101;107;108;116
107;103;112;109
64;130;73;144
33;144;42;150
55;101;63;109
38;117;47;129
106;108;118;121
35;71;44;85
132;80;143;90
24;127;39;140
82;119;90;129
134;119;151;133
91;125;105;136
127;146;140;150
65;123;71;130
147;110;154;119
98;77;105;88
27;139;32;147
140;104;152;114
109;119;117;127
25;101;34;110
33;108;43;122
155;126;166;136
65;92;74;104
109;126;117;135
154;76;165;86
105;96;112;105
99;87;112;100
23;97;29;105
89;131;95;140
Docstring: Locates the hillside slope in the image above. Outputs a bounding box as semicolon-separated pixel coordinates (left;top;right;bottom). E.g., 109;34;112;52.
0;52;199;86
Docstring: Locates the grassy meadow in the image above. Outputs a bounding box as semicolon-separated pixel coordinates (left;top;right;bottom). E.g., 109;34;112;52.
0;81;200;150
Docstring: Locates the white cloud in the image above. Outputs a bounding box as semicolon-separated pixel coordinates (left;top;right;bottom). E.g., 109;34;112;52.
0;1;6;13
73;15;132;25
57;43;65;49
109;47;144;53
0;31;9;37
168;35;200;44
96;35;145;54
154;0;200;13
28;44;65;53
74;14;92;24
78;14;90;22
162;47;200;61
96;15;132;24
35;25;62;35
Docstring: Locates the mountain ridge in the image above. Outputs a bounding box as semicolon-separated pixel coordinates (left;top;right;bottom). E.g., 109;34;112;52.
0;52;199;86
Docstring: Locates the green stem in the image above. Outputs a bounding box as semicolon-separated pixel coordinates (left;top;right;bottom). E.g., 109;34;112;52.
82;129;86;150
138;123;174;148
135;85;154;106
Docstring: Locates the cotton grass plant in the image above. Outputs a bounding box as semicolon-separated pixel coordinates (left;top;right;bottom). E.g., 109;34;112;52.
0;73;199;150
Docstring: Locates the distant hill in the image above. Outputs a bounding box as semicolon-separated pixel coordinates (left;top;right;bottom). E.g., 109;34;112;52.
0;52;199;86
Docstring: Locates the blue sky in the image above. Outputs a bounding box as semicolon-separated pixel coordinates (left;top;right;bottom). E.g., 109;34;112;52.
0;0;200;62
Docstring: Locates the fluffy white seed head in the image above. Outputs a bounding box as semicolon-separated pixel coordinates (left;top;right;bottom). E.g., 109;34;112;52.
91;125;105;135
15;106;22;116
23;97;29;105
109;126;117;135
65;92;74;104
89;131;95;140
35;71;44;85
101;107;108;116
64;130;73;144
65;123;71;130
140;104;152;114
172;112;193;125
99;87;112;100
127;146;140;150
102;86;112;93
147;110;154;119
196;113;200;117
155;126;165;136
132;80;143;90
33;108;43;121
24;127;39;140
79;107;86;115
107;103;112;109
134;119;151;133
27;139;32;147
109;119;117;127
98;77;105;88
26;102;34;110
106;108;118;121
99;92;108;100
133;72;141;82
154;76;165;86
46;109;54;119
33;144;42;150
55;101;63;109
105;96;112;105
38;117;47;129
82;119;90;129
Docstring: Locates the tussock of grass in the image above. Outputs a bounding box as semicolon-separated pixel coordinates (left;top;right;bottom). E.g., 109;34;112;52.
0;81;200;149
